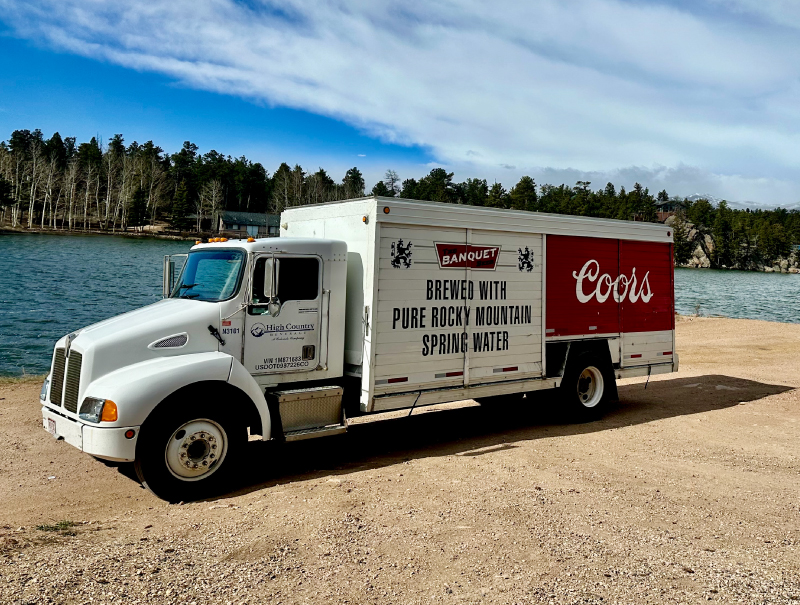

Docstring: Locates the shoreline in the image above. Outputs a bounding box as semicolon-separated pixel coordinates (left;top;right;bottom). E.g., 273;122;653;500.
0;225;196;241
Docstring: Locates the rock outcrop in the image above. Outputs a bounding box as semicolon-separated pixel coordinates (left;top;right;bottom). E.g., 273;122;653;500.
666;215;799;273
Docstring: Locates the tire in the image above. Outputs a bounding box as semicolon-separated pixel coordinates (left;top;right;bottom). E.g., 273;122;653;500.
134;402;246;502
559;351;611;421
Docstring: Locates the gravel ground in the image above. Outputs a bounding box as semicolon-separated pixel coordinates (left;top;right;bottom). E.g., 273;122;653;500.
2;316;800;604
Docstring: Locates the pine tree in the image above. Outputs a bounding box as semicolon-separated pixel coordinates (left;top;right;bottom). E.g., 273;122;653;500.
129;186;148;231
509;176;538;211
462;178;488;206
416;168;456;203
486;182;508;209
400;178;418;199
371;181;391;196
171;181;191;231
342;167;365;198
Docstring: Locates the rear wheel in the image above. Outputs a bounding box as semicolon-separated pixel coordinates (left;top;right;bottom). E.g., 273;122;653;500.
134;402;246;502
560;351;611;421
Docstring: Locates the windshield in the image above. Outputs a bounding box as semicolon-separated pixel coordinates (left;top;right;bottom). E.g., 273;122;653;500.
171;249;246;302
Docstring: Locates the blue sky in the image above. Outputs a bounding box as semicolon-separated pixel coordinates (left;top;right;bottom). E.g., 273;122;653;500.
1;0;799;205
0;33;432;184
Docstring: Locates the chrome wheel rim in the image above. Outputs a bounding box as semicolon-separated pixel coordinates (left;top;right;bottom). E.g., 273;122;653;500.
577;366;604;408
165;419;228;481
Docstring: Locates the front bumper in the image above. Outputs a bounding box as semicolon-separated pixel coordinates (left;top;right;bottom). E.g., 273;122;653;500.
41;406;139;462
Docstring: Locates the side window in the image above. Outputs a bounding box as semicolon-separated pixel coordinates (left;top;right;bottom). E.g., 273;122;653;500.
278;257;320;301
252;257;267;305
251;256;320;306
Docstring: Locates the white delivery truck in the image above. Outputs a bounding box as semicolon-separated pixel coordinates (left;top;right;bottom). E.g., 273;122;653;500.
40;197;678;500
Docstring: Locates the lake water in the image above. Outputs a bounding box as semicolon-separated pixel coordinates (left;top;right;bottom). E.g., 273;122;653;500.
0;234;188;376
674;267;798;323
0;234;797;376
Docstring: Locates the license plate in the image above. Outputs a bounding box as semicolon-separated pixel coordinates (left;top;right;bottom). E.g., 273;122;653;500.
47;418;57;437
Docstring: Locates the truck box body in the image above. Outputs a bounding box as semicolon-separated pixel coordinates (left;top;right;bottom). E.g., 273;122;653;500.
281;197;676;413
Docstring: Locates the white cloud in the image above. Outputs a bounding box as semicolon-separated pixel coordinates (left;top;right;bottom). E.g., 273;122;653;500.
2;0;799;204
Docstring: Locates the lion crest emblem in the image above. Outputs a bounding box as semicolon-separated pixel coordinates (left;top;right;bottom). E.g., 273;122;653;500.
518;246;534;272
391;239;413;269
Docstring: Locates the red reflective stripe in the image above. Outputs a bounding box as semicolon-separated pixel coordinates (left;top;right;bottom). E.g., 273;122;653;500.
387;377;408;384
445;371;463;377
502;366;518;372
630;354;642;358
663;351;673;355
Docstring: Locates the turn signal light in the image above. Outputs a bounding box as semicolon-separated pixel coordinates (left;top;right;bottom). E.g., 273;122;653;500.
101;400;118;422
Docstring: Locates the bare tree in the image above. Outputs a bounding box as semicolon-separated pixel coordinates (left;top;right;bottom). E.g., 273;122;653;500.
384;169;400;196
195;189;208;233
291;164;305;207
41;155;59;229
201;179;223;233
82;162;96;230
147;156;165;227
65;159;79;230
271;166;291;214
27;138;43;228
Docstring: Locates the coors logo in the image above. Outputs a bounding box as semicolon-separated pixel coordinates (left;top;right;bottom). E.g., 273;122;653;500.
435;243;500;270
572;260;653;304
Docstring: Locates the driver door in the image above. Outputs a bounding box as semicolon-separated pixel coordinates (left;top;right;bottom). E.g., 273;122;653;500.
243;254;322;377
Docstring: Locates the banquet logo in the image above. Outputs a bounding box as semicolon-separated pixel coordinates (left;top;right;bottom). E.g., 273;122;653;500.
435;243;500;270
572;260;653;304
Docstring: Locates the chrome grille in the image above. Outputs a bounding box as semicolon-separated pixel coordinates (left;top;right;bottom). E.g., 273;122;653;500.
51;348;66;406
152;334;188;348
63;352;82;414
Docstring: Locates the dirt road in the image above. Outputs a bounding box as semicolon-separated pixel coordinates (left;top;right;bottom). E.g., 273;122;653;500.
2;317;800;604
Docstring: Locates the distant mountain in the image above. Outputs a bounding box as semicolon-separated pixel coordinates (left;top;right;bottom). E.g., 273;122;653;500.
683;194;799;212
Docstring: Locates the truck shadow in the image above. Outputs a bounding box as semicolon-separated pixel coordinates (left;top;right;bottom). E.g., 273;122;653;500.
225;374;793;498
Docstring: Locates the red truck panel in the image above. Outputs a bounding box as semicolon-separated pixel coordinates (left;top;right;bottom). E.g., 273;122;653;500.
546;235;674;337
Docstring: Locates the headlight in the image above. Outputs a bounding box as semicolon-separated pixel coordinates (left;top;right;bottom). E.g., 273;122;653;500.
79;397;118;423
40;377;50;402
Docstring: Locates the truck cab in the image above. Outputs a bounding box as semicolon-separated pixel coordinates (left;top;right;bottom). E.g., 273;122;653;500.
40;237;348;501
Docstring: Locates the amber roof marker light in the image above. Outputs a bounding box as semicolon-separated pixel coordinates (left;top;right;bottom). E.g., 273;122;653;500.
383;207;390;214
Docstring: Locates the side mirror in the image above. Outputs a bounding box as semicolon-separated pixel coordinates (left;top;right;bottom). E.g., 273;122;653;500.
264;258;274;299
263;257;282;317
163;256;175;298
268;299;282;317
163;254;187;298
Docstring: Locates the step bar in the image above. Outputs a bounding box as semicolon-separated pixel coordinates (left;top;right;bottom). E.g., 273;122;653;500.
266;385;346;442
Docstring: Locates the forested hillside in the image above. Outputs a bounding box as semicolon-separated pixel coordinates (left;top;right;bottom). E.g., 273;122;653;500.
1;129;798;269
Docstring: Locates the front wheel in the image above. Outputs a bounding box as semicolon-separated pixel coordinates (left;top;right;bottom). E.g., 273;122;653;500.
134;403;246;502
560;351;611;421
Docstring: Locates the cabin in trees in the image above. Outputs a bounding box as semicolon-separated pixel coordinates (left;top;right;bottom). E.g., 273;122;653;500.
218;211;280;237
655;199;686;222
